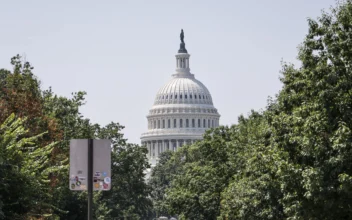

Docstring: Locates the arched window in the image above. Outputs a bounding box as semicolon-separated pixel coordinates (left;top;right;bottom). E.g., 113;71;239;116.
199;95;201;99
154;121;156;129
175;95;177;99
170;95;173;99
180;94;183;99
190;94;192;99
166;95;168;99
185;95;187;99
208;119;210;128
158;120;160;129
203;119;206;128
180;119;183;128
192;119;195;128
212;120;214;127
186;119;189;128
163;120;165;128
198;119;201;127
174;119;177;128
195;94;197;99
168;119;171;128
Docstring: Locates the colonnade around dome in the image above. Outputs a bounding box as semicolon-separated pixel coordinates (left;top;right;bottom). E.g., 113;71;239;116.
142;138;199;165
147;117;219;130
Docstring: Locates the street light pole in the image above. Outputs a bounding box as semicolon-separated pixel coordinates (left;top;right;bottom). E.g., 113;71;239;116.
88;139;93;220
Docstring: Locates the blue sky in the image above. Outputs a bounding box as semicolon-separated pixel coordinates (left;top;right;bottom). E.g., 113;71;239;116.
0;0;335;144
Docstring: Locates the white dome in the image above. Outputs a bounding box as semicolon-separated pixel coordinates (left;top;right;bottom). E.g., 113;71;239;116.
154;76;213;105
141;31;220;168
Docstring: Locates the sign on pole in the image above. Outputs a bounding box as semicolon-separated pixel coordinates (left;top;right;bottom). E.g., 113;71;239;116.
69;139;88;190
69;139;112;191
70;139;111;220
93;139;112;191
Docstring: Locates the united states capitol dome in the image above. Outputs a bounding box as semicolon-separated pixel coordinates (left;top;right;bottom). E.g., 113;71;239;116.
153;76;214;106
141;29;220;168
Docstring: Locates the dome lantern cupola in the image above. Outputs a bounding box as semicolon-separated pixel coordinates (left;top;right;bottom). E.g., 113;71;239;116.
174;29;193;78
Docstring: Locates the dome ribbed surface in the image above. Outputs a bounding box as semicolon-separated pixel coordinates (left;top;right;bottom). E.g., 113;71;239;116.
154;77;213;105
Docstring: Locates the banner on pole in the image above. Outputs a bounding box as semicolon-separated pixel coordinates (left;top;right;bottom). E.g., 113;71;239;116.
69;139;111;191
93;139;112;191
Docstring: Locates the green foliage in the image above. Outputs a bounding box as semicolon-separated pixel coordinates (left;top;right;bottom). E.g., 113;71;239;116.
3;1;352;219
0;55;152;219
148;151;178;217
94;122;152;219
43;92;152;219
149;1;352;219
219;111;285;220
0;114;64;219
268;1;352;218
0;55;44;133
165;126;235;219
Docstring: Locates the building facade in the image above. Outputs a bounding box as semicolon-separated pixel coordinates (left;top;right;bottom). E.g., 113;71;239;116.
141;30;220;167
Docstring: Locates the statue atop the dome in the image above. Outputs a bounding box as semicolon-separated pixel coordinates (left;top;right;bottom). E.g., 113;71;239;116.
180;29;184;43
178;29;188;53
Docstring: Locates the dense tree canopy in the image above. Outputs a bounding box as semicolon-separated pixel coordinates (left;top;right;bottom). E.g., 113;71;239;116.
0;114;63;219
2;0;352;219
148;1;352;219
0;56;152;219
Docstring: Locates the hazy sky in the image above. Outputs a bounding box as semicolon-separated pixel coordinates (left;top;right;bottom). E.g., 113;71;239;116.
0;0;335;144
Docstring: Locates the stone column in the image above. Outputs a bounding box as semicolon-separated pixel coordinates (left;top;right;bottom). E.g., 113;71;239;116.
154;141;158;158
147;142;150;157
150;142;152;156
158;141;161;155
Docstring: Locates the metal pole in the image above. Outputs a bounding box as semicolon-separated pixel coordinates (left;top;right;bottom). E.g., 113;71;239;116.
88;139;93;220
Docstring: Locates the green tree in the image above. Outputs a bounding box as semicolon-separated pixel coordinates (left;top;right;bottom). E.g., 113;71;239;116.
0;55;152;219
221;1;352;219
38;87;94;219
219;110;285;220
165;126;235;219
95;122;152;219
43;95;152;219
148;150;179;218
0;114;64;219
267;1;352;218
0;55;61;142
